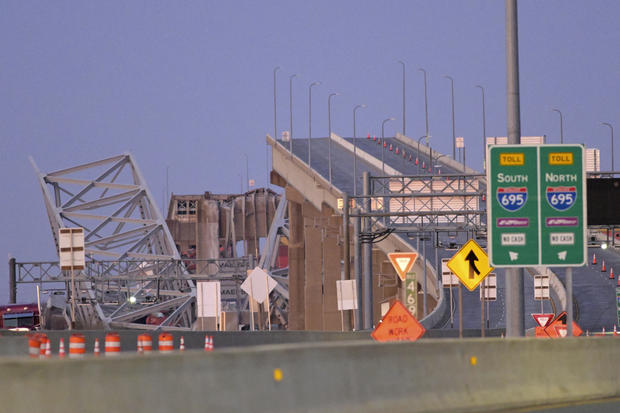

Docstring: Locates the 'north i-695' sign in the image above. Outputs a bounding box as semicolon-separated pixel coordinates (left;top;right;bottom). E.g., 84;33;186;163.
487;144;587;267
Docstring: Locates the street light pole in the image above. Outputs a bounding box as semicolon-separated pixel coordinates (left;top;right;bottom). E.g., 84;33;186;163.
417;135;430;174
289;74;297;154
475;85;486;171
381;117;396;174
398;60;406;136
273;66;280;140
353;104;367;195
328;93;339;184
308;81;321;167
552;108;564;144
443;75;456;160
419;68;429;139
602;122;614;171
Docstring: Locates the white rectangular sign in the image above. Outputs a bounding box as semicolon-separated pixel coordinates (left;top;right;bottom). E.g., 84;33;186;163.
479;273;497;301
197;281;221;318
441;258;459;287
534;275;550;300
58;228;85;270
336;280;358;311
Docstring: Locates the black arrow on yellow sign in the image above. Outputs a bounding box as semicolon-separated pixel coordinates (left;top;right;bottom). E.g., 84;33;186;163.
465;250;480;279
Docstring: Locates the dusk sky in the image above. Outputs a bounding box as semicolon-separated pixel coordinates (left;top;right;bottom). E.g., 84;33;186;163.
1;1;619;302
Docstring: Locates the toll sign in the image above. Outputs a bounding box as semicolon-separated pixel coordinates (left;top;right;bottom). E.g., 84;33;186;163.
371;300;426;342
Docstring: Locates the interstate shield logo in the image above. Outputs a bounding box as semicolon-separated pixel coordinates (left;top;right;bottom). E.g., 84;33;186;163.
546;186;577;211
497;187;527;212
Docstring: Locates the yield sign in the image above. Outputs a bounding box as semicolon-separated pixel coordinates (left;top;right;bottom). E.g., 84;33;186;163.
388;252;418;281
532;313;554;328
446;239;494;291
371;300;425;342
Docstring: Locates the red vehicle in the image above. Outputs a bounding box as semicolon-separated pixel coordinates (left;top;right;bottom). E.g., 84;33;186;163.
0;303;40;331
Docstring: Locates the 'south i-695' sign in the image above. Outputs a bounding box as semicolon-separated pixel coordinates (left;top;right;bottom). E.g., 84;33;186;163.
487;144;587;267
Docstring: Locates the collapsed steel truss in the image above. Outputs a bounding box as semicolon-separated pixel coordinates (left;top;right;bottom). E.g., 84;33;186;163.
30;153;199;329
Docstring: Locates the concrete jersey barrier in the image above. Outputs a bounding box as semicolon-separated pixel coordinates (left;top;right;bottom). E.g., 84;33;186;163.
0;337;618;412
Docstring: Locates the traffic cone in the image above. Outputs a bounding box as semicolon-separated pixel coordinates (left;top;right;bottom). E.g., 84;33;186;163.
367;133;371;139
409;155;412;161
395;147;399;154
592;254;597;265
179;336;185;352
617;276;620;287
614;325;617;336
209;336;214;351
389;144;393;151
372;135;376;141
58;338;65;359
586;330;590;337
602;260;606;272
415;157;418;165
422;161;425;169
45;339;51;359
94;338;100;357
383;142;387;148
610;268;615;280
204;335;209;352
603;327;606;336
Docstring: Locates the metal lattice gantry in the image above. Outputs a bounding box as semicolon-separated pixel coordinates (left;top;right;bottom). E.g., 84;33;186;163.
360;173;487;232
30;153;197;330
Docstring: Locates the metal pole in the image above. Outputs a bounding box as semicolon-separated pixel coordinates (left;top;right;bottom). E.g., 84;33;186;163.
458;283;463;338
9;257;16;304
362;172;373;329
553;108;563;144
308;81;320;167
506;0;525;337
602;122;614;171
328;93;338;184
353;104;366;195
273;66;280;140
443;75;456;160
480;283;485;337
398;60;406;135
343;193;351;331
244;153;249;192
353;208;362;330
289;74;297;154
419;68;429;139
381;118;395;174
567;268;573;337
476;85;486;171
422;230;427;317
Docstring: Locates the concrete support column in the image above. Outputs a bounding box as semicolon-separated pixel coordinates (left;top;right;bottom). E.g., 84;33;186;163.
288;199;305;330
9;257;16;304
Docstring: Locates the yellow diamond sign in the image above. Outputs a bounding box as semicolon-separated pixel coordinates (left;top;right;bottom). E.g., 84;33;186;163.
446;239;494;291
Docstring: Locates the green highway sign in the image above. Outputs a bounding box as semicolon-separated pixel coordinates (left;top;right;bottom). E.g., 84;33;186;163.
487;144;587;267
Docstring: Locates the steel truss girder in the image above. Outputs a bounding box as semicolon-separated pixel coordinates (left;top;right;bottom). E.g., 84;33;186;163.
30;153;198;329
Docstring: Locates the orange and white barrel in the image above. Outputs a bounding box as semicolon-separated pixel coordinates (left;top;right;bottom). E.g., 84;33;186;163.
28;335;41;359
158;333;173;353
38;334;49;359
105;333;121;356
138;333;152;354
69;334;86;359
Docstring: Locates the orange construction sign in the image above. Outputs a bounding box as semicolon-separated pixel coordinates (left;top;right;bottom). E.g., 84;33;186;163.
543;312;583;338
388;252;418;281
371;300;426;342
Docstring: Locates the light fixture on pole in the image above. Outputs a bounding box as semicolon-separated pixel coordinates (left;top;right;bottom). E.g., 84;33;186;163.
308;81;321;167
328;92;339;184
552;108;564;144
381;117;396;174
419;68;429;140
601;122;614;171
443;75;456;160
353;104;367;195
475;85;486;171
